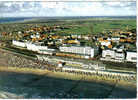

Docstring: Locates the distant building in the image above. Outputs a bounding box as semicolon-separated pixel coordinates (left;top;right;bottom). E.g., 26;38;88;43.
100;41;111;46
30;32;40;39
59;46;98;58
111;37;120;42
126;51;137;63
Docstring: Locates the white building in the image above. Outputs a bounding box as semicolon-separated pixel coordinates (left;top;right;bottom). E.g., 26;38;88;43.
100;41;111;46
102;50;115;58
26;42;48;52
126;51;137;62
115;52;125;60
12;40;26;47
59;46;98;58
37;49;54;55
102;49;125;60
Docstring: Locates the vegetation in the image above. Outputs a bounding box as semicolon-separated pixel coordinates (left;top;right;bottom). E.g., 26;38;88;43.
0;17;136;36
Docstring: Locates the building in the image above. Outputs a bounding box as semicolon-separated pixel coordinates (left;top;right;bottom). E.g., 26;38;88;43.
100;40;111;46
37;49;54;55
126;51;137;63
26;42;48;52
101;49;125;62
115;51;125;60
12;40;26;47
102;49;115;59
59;46;98;58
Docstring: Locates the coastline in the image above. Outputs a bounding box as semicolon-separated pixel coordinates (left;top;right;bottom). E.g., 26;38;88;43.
0;66;136;88
0;66;136;98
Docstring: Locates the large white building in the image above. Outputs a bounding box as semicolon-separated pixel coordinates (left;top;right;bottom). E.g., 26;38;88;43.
59;46;98;58
12;40;26;47
102;49;125;60
126;51;137;63
26;43;48;52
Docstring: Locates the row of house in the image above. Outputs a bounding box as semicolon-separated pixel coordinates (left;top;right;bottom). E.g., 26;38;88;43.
101;49;137;63
12;40;55;55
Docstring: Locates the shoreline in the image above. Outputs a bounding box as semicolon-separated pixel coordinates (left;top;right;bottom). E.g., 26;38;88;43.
0;66;136;88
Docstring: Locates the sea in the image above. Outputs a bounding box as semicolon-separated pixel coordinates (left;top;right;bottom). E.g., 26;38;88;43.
0;71;136;99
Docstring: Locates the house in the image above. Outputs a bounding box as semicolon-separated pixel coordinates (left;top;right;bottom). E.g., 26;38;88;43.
30;32;40;39
126;51;137;63
102;49;115;59
98;39;111;47
26;42;48;52
111;37;120;42
102;49;125;61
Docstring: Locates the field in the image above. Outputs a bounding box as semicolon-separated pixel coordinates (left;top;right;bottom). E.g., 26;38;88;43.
55;19;136;35
0;17;136;36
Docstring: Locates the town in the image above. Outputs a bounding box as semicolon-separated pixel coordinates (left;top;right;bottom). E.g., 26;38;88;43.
0;1;137;98
8;24;136;63
0;17;137;99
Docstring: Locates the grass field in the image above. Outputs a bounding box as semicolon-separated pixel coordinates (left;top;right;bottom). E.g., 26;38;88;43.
0;17;136;36
55;19;136;35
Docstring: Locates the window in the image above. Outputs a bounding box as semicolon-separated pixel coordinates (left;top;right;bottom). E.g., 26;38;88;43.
106;55;111;57
131;57;137;60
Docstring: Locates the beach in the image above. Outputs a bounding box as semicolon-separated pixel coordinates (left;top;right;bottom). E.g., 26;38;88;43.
0;48;136;98
0;66;136;99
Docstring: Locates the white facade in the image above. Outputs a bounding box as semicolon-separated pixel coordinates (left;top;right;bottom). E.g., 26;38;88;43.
101;41;111;46
59;46;98;58
102;49;125;61
12;40;26;47
26;43;48;52
102;49;125;60
126;52;137;62
102;50;115;58
115;52;125;60
37;50;54;55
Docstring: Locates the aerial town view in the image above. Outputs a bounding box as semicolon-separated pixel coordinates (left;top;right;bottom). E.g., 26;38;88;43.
0;1;137;99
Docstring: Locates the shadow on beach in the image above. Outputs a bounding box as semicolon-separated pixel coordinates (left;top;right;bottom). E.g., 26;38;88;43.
0;71;136;99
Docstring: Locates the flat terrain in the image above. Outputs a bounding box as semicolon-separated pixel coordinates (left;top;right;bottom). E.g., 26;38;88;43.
0;17;136;35
0;16;137;99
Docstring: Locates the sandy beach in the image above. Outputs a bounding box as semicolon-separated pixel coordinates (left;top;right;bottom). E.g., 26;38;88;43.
0;48;136;98
0;66;136;99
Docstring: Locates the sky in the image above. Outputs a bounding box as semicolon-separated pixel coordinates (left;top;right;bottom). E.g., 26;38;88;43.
0;1;136;17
